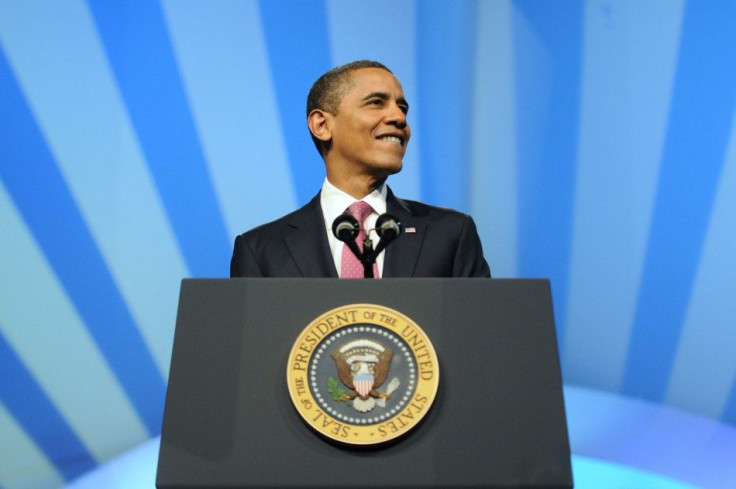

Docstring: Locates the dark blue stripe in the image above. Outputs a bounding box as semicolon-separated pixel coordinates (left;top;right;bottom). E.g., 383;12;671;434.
87;0;230;277
621;1;736;401
512;0;584;347
0;48;165;435
0;330;97;481
415;0;479;212
722;381;736;425
259;0;331;206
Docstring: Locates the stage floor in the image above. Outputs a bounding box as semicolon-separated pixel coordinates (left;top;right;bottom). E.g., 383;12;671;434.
65;386;736;488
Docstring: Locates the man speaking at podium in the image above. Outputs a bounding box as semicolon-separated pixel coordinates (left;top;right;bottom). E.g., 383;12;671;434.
230;60;490;279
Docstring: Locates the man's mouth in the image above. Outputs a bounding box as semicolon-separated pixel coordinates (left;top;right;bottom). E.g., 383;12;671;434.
377;135;404;146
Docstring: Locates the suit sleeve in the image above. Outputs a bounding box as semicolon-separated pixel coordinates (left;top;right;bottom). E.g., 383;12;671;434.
230;234;264;277
452;215;491;277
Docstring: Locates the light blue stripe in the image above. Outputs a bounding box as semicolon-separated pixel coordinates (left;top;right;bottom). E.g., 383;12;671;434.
258;0;332;206
161;0;297;237
563;0;684;389
88;0;231;278
0;331;96;481
0;180;149;462
0;48;166;434
326;0;420;200
665;114;736;420
0;402;65;489
470;0;518;278
511;1;584;347
622;0;736;401
415;0;478;212
0;0;187;377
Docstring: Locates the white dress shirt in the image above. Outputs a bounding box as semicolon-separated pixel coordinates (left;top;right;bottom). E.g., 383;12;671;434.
320;178;388;277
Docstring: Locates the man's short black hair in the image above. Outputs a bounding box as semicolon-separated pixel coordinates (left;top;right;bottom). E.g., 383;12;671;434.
306;60;393;156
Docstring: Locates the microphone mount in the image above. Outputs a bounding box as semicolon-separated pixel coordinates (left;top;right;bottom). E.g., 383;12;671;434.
332;213;404;278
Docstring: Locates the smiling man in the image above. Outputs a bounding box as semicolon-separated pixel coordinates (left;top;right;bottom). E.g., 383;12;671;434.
230;60;490;278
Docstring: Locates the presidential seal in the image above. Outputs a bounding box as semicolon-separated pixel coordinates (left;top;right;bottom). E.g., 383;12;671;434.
286;304;439;445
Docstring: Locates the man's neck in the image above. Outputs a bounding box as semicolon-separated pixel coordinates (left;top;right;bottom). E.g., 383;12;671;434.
325;174;387;200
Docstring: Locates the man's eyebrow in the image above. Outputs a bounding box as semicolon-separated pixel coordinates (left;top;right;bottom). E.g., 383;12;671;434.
360;92;410;110
360;91;390;102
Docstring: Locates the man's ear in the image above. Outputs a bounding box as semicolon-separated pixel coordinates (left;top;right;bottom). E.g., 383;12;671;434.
307;109;332;143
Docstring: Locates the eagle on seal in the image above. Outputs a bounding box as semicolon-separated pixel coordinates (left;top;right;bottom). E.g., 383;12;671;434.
332;339;394;412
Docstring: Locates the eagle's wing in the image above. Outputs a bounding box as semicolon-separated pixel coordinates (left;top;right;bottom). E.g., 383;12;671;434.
373;348;394;388
331;352;354;389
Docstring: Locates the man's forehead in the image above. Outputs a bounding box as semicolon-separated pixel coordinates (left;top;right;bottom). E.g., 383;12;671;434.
346;68;404;95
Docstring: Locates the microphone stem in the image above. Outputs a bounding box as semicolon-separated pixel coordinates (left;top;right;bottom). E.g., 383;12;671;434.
362;237;375;278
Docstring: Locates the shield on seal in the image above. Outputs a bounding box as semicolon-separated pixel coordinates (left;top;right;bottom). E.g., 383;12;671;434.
353;374;374;398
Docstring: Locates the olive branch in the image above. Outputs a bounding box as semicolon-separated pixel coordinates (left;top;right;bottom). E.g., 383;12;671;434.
327;376;347;402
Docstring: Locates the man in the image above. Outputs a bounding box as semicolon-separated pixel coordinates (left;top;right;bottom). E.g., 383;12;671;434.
230;60;490;278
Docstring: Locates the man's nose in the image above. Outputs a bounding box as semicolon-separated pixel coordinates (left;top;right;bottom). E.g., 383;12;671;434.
386;103;408;127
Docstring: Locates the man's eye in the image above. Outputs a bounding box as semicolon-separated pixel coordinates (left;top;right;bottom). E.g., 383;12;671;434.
369;99;383;106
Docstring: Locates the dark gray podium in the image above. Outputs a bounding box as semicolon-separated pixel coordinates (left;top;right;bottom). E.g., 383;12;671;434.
157;278;572;488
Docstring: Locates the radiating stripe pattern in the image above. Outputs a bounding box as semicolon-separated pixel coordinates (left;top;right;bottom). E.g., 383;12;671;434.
1;1;735;487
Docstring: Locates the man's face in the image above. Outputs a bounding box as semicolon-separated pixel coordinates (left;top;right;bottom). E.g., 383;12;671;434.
326;68;411;181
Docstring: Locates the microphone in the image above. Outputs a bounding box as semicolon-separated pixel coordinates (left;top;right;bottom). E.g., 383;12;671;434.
332;214;363;263
370;213;403;260
375;214;403;242
332;213;360;241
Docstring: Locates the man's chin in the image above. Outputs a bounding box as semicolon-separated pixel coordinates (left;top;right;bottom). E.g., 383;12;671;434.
383;160;403;175
373;163;402;182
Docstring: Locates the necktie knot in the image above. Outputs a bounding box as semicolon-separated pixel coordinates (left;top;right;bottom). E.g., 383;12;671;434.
347;201;373;224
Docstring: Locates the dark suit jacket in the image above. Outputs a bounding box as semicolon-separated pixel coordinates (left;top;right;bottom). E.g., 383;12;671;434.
230;189;490;278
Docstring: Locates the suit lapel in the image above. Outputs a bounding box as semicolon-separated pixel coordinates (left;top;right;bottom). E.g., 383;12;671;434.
383;189;425;277
283;194;338;278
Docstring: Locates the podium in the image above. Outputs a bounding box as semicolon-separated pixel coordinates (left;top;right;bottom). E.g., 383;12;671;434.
157;279;572;488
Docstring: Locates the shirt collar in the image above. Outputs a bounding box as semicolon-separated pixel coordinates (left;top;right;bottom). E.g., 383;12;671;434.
320;178;387;225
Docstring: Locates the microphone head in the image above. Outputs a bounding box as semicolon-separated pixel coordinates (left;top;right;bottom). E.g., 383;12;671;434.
375;213;403;241
332;214;360;242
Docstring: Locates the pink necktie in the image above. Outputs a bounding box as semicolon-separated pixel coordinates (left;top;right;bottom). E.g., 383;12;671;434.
341;201;379;279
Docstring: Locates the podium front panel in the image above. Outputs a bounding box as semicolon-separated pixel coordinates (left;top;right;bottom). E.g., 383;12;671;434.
157;278;572;488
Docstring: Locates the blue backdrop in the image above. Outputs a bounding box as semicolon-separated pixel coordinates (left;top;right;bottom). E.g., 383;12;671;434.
1;1;735;488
